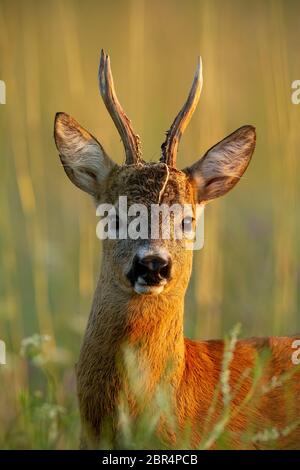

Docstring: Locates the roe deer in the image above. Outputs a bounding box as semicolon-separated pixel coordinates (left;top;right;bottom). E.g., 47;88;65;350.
54;50;300;449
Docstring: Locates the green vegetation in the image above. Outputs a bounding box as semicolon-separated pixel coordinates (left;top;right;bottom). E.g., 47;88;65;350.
0;0;299;449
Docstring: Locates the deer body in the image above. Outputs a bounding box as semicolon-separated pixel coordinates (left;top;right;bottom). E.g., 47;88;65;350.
55;51;300;449
77;274;300;449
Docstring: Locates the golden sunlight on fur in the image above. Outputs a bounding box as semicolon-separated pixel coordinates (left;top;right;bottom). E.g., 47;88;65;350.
54;51;300;450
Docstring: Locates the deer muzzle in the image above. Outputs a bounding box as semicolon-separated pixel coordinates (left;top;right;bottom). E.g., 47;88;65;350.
127;253;172;295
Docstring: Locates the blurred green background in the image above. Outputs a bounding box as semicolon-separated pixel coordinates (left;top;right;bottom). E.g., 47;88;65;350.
0;0;299;449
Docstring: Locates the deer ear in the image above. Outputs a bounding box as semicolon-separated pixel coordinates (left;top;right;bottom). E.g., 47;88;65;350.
54;112;116;197
184;125;256;202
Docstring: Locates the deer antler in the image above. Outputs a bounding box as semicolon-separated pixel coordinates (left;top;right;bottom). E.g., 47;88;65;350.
161;57;203;167
98;50;142;165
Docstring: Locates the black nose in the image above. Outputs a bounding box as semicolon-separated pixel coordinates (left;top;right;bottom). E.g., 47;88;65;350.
127;255;172;286
138;255;170;277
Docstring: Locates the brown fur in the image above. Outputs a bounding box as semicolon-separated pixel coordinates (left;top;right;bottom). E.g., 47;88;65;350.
72;164;300;449
54;112;300;450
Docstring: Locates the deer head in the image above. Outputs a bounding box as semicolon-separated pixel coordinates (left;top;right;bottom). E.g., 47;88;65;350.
54;50;256;297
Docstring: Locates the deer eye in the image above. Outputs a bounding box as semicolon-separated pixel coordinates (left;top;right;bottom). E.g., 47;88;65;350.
182;216;195;233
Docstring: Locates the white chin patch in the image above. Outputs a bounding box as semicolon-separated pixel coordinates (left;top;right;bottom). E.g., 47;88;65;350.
134;282;165;295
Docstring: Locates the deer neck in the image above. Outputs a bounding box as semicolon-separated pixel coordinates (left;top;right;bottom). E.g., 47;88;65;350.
87;271;186;393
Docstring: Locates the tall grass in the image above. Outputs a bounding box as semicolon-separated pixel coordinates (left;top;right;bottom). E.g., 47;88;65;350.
0;0;299;449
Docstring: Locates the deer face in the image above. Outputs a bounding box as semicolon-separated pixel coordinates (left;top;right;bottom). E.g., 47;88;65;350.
54;51;256;296
97;163;195;295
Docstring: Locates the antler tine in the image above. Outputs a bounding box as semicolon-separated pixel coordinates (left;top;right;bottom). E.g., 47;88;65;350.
99;50;142;165
161;57;203;167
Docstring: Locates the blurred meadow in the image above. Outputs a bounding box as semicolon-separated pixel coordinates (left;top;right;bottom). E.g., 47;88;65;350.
0;0;300;449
